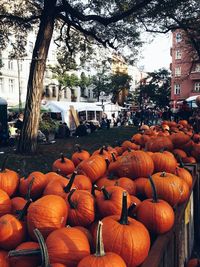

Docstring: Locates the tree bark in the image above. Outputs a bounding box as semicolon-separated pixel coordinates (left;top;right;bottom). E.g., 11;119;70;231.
18;0;57;154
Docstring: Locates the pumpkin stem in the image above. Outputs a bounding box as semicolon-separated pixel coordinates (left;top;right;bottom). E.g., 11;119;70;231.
114;180;119;186
75;144;82;152
148;176;158;203
60;153;65;163
99;146;105;155
25;177;35;200
67;188;77;209
105;158;110;167
64;171;77;193
8;230;50;267
101;186;111;200
119;191;129;225
160;171;166;177
95;221;106;257
128;202;137;213
111;153;117;162
177;155;184;167
1;156;8;172
17;199;32;221
91;184;98;197
34;228;50;267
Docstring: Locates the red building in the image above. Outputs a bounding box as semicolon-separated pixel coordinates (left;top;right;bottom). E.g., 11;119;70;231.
170;30;200;108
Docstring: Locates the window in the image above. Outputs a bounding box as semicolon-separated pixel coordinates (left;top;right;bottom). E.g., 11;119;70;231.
194;82;200;92
0;78;3;93
9;79;14;93
52;86;56;97
45;86;50;97
176;32;182;43
8;60;13;70
195;64;200;72
175;67;181;77
174;84;181;95
175;50;182;60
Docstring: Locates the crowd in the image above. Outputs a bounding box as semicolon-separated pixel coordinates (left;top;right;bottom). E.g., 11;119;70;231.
1;100;200;147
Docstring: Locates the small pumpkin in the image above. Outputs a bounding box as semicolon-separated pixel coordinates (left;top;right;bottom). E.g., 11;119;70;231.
52;154;75;176
71;144;90;167
0;189;12;216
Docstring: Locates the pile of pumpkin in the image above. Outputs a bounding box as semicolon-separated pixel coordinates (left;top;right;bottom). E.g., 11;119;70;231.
0;119;197;267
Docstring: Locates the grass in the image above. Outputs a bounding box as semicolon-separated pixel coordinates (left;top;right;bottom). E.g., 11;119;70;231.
0;126;137;176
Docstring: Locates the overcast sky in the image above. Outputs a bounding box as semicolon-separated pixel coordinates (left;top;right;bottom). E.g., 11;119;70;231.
137;33;172;72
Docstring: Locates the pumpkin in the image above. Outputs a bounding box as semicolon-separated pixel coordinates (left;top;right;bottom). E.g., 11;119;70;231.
45;172;64;183
145;136;173;152
0;157;19;197
182;156;197;164
121;140;140;151
96;174;118;190
66;189;95;227
137;176;175;234
175;165;193;189
0;213;27;250
9;241;40;267
0;189;12;216
46;227;90;267
144;172;188;206
74;226;94;253
100;192;150;267
19;171;47;199
77;221;127;267
173;148;187;160
186;258;200;267
128;195;141;218
151;151;178;173
92;146;112;161
68;174;92;191
71;145;90;167
76;155;107;183
134;177;148;198
131;133;142;145
52;154;75;176
114;177;136;195
170;132;191;148
43;171;77;198
0;250;9;267
27;195;68;240
96;186;131;218
108;150;154;180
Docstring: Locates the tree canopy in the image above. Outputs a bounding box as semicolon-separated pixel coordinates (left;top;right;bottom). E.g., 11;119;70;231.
0;0;199;153
134;68;171;108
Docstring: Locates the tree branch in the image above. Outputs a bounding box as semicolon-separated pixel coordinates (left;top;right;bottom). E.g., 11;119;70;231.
0;14;41;25
59;0;154;26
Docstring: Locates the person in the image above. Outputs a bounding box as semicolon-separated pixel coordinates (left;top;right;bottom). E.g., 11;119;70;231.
100;118;107;129
106;118;110;130
75;121;87;137
15;113;24;132
63;123;70;138
178;100;192;121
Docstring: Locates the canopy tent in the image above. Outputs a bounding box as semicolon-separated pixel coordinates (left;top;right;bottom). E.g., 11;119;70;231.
185;95;200;108
42;101;103;128
8;102;50;112
95;101;125;119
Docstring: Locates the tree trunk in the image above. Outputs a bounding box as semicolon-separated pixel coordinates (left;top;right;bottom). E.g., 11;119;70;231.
18;0;57;154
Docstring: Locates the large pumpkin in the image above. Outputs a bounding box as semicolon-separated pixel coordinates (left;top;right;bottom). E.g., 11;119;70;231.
66;189;95;227
151;151;178;173
137;176;175;234
145;136;173;152
76;155;107;183
100;192;150;267
52;154;75;176
27;195;68;240
77;221;127;267
108;151;154;179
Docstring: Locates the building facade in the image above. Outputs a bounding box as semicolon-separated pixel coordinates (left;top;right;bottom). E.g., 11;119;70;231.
171;29;200;107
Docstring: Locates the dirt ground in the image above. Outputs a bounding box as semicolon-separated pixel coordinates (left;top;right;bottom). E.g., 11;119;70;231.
0;126;136;176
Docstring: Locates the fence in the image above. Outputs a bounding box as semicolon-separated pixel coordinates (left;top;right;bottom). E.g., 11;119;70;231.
141;163;200;267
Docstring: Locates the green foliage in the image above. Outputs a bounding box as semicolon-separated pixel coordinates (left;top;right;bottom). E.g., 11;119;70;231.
39;118;59;134
134;68;171;108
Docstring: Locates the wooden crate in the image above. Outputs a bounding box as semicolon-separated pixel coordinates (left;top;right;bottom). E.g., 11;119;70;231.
141;163;200;267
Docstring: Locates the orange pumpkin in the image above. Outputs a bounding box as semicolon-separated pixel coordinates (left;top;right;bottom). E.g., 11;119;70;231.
186;258;200;267
145;136;173;152
76;155;107;183
151;151;178;173
100;192;150;267
19;172;48;199
0;250;9;267
71;145;90;167
9;241;40;267
0;158;19;197
108;150;154;180
0;214;26;250
96;186;131;218
77;221;127;267
0;189;12;216
114;177;136;195
66;189;95;227
27;195;68;240
52;154;75;176
137;176;175;234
